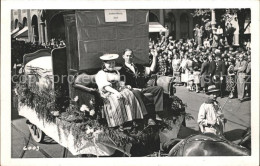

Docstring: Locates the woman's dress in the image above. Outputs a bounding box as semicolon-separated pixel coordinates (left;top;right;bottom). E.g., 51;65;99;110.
172;59;181;83
95;70;145;127
226;65;236;92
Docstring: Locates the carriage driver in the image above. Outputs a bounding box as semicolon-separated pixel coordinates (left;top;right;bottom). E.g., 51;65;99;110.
197;85;226;136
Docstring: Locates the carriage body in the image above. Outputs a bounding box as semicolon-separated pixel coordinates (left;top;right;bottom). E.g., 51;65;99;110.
15;10;185;157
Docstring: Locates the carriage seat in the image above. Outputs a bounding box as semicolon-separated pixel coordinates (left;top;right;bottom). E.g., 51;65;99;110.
73;73;154;99
73;73;176;109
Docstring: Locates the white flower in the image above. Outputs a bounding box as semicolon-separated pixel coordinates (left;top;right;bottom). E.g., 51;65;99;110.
74;96;79;102
86;127;94;134
14;88;18;95
89;99;94;105
80;104;89;112
89;109;95;116
51;111;60;116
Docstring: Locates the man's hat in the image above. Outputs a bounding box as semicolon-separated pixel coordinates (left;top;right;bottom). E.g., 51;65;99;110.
206;85;220;94
100;54;119;61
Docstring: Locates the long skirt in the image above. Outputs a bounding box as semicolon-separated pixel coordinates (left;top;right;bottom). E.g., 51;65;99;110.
193;71;200;84
226;75;235;92
103;89;144;127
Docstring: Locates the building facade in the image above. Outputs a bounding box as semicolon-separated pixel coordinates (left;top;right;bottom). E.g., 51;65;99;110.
150;9;195;40
11;9;66;43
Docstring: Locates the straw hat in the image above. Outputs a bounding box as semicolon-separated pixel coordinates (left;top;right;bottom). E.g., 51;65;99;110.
206;85;220;94
100;54;119;61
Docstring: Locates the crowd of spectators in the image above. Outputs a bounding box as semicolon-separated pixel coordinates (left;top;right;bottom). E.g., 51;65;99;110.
149;26;251;101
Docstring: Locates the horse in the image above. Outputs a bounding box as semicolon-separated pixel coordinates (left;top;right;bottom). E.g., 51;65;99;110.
163;129;251;156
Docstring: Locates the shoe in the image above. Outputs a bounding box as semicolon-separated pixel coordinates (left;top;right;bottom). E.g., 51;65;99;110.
156;114;163;121
148;118;156;126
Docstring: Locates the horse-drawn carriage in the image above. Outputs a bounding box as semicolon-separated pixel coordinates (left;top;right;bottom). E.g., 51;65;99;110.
15;10;188;157
14;9;250;157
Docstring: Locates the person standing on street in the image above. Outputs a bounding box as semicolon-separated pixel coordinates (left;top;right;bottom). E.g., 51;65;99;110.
214;54;226;98
208;55;216;86
197;85;225;136
200;55;209;93
234;54;248;102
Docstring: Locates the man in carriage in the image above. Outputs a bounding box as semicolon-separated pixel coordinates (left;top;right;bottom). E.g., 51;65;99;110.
119;48;165;122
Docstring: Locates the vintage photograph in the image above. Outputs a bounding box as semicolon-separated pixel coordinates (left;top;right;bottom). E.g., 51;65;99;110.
9;8;253;159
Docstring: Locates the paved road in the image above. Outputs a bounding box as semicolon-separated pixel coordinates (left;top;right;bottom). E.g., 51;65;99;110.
11;86;251;158
176;86;250;142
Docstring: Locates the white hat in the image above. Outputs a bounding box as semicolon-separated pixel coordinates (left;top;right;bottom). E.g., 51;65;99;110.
207;85;220;94
100;54;119;61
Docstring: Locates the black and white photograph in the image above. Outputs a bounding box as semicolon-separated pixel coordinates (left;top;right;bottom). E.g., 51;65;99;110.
1;1;259;166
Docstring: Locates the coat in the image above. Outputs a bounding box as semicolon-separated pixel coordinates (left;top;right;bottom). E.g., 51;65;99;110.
215;60;226;77
119;64;150;89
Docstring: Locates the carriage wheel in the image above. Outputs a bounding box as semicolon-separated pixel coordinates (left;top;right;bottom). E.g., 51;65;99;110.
27;121;45;143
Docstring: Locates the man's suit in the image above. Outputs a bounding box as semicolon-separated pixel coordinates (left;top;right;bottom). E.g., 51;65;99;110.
208;60;216;86
215;60;226;97
119;64;164;113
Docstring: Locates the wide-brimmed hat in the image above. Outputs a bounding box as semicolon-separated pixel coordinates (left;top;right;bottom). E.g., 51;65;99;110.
100;54;119;61
206;85;220;94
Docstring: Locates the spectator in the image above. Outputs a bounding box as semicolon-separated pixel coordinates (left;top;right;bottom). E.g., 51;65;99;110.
180;53;189;87
214;53;226;98
200;55;209;93
208;55;216;86
192;55;202;93
245;54;251;97
172;53;182;85
226;58;236;98
234;54;248;102
198;26;204;46
216;25;223;38
193;24;200;45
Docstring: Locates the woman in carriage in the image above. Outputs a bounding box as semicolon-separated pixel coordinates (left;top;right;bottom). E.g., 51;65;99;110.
95;54;155;130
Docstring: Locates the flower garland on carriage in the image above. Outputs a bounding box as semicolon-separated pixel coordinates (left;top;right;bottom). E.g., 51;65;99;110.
14;65;191;157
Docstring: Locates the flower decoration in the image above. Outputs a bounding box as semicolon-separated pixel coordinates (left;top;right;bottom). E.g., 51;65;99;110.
80;104;89;112
86;127;94;134
14;88;18;95
74;96;79;102
89;109;95;116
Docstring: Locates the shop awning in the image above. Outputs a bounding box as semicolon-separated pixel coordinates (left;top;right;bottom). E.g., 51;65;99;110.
149;22;167;33
13;26;28;38
11;27;20;36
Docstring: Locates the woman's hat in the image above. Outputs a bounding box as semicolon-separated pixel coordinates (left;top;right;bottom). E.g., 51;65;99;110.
207;85;220;94
100;54;119;61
